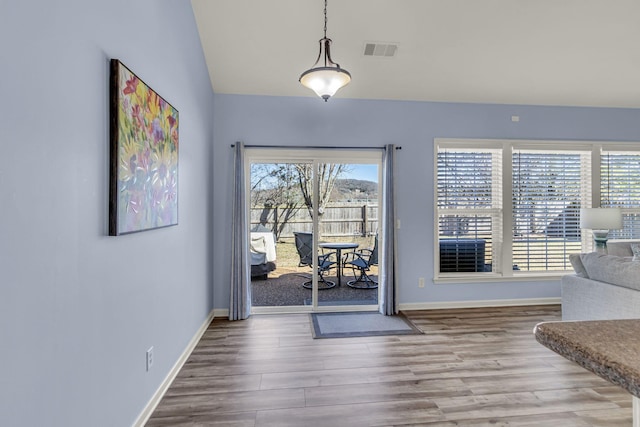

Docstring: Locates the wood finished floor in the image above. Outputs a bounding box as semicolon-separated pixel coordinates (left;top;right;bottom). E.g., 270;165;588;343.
146;306;632;426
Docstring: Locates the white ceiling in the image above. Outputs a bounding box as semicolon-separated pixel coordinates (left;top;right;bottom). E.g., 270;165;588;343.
191;0;640;108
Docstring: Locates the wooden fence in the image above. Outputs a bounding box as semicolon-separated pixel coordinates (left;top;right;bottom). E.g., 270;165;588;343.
250;204;379;238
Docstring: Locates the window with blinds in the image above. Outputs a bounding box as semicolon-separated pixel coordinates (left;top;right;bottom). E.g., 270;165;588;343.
512;150;591;271
437;148;502;273
435;140;640;280
601;150;640;239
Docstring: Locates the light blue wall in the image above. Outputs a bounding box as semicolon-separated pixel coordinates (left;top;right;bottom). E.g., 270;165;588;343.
0;1;214;426
212;94;640;308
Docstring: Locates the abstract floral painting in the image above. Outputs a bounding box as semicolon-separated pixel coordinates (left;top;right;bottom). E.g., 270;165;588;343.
109;59;179;235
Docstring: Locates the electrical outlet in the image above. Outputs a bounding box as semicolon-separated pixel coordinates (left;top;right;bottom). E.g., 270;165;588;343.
146;347;154;371
418;277;425;288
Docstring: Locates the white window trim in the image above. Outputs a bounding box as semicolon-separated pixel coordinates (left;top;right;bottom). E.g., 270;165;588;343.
433;138;640;284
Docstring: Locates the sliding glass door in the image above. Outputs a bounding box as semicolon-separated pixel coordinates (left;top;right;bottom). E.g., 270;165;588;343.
247;148;381;313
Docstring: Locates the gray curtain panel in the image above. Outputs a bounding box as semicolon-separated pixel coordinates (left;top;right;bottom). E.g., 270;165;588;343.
229;142;251;320
380;144;398;315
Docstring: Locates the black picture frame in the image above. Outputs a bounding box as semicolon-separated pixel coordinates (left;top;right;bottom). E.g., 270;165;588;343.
109;59;179;236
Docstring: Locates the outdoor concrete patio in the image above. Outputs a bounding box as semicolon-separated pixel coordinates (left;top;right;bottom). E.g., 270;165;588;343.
251;264;379;307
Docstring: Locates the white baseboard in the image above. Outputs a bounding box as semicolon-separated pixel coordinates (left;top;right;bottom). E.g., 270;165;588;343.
213;308;229;318
399;297;561;311
221;297;561;318
132;309;215;427
223;298;560;318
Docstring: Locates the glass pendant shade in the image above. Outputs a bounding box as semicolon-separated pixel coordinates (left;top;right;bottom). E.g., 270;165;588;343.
300;67;351;101
300;37;351;101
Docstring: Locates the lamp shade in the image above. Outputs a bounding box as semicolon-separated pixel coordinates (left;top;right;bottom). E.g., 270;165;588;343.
299;66;351;100
580;208;623;230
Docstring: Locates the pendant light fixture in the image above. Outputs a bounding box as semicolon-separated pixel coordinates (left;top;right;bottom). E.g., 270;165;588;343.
299;0;351;101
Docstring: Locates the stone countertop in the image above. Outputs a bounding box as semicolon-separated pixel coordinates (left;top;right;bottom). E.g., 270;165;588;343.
534;319;640;398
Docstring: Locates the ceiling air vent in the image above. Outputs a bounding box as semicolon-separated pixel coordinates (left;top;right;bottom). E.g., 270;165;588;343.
363;42;398;57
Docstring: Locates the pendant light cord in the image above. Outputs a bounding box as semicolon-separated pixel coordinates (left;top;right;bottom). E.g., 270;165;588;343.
324;0;328;39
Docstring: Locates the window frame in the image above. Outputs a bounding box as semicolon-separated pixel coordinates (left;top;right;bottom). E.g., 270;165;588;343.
433;139;640;283
600;146;640;240
436;143;504;278
511;147;591;273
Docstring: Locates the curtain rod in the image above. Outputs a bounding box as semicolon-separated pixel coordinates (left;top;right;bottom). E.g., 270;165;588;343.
230;144;401;150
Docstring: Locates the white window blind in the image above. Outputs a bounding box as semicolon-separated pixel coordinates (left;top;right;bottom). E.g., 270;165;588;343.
512;150;591;271
437;148;502;273
601;150;640;239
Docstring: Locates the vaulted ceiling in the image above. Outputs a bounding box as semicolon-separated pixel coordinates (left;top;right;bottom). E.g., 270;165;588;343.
192;0;640;108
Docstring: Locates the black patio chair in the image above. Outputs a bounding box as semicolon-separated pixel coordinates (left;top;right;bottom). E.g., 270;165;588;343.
343;234;379;289
293;232;337;289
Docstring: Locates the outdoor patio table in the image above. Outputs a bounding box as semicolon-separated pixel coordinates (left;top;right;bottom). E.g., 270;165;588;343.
318;242;359;286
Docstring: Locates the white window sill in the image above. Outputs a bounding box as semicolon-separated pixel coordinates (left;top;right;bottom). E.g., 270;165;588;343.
433;272;568;284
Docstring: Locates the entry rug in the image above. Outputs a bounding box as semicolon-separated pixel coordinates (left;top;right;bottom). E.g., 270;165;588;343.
310;311;423;339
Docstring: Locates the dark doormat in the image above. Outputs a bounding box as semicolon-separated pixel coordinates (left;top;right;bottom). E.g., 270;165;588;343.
310;311;423;339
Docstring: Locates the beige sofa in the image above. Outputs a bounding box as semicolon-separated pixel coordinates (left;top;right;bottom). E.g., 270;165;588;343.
562;240;640;321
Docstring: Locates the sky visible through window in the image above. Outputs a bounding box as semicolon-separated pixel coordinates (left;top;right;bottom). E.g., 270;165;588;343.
345;164;378;182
